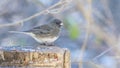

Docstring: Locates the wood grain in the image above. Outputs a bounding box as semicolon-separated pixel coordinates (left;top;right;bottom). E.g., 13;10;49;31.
0;46;70;68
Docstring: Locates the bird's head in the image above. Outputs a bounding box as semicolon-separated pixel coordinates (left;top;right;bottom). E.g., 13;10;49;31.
50;19;63;28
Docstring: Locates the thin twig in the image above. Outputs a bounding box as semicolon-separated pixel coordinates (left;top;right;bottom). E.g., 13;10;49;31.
93;46;114;61
93;36;120;61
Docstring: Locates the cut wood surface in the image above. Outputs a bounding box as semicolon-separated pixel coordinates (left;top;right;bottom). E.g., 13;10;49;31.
0;46;70;68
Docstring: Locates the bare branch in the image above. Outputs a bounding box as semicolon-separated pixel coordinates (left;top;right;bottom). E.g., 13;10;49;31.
0;0;72;28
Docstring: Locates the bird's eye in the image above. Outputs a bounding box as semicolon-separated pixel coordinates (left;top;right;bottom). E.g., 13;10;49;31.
54;19;61;25
56;21;61;25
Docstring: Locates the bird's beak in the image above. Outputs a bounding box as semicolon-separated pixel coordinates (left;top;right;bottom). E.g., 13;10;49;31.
60;23;63;26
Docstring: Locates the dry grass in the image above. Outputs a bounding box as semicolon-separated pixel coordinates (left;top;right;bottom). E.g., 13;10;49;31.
73;0;119;68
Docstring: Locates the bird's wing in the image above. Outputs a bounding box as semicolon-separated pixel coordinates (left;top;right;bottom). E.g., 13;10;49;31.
26;25;53;35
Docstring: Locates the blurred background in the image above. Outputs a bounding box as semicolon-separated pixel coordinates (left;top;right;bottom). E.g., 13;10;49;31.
0;0;120;68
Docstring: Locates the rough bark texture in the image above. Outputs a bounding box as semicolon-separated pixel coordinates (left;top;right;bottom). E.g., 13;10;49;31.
0;46;70;68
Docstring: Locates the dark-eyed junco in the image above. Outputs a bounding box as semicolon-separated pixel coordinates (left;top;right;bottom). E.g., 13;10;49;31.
9;19;63;45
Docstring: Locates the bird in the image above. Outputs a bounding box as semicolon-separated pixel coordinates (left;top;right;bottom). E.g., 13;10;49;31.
9;19;63;46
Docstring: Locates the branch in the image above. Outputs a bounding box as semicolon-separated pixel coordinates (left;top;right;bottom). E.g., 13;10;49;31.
0;0;72;28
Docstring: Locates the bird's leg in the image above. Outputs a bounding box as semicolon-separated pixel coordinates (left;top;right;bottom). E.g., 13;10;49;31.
41;41;49;46
48;43;55;46
40;43;47;46
40;42;55;46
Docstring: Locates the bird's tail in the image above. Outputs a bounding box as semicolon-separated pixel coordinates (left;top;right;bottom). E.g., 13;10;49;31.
8;31;34;36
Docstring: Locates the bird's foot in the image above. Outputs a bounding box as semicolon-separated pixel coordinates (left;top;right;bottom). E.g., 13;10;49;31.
45;42;55;46
40;43;55;46
40;43;47;46
48;43;55;46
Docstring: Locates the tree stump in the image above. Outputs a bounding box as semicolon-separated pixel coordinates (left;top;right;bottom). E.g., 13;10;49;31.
0;46;70;68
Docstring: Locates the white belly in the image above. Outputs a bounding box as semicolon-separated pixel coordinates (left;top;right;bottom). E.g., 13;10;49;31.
33;36;58;43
